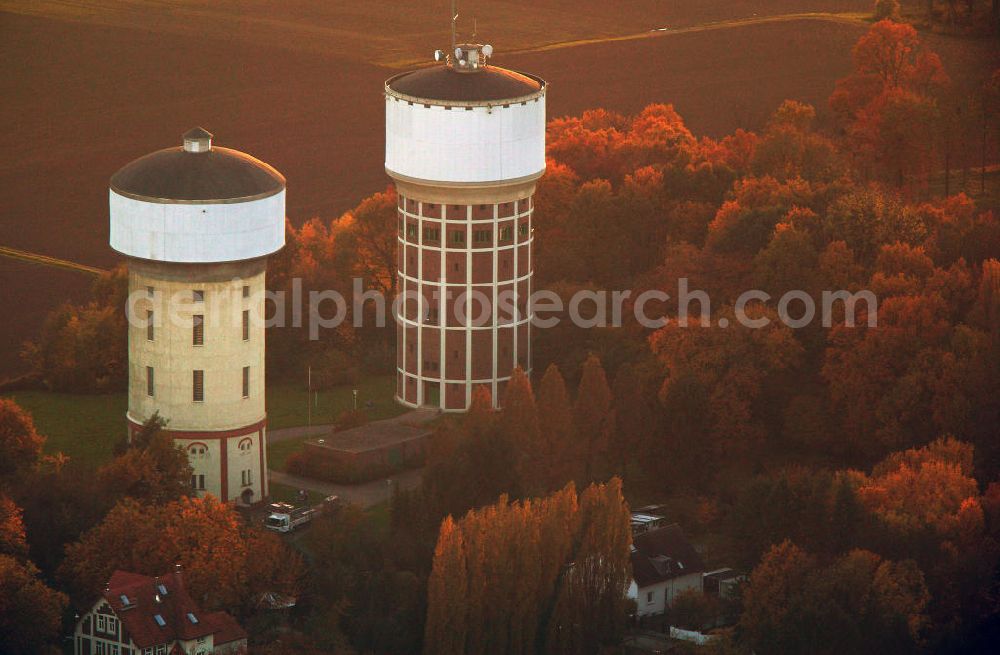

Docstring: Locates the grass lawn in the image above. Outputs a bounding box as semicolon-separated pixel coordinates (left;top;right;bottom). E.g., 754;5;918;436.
266;374;403;430
9;390;126;469
6;373;404;470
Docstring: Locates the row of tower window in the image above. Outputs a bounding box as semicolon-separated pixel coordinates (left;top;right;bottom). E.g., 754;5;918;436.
400;222;527;244
145;310;251;343
145;367;250;400
187;438;253;457
399;201;530;214
147;286;251;300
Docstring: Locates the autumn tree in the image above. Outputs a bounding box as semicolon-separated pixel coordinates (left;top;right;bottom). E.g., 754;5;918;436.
501;367;542;493
425;516;468;655
0;494;27;559
22;265;128;392
830;20;949;186
650;304;803;459
856;437;983;544
609;363;656;484
874;0;902;21
752;219;822;298
98;413;192;504
573;353;612;483
425;480;630;655
536;364;575;491
753;100;844;182
0;398;44;477
706;175;820;255
821;185;926;265
60;496;303;614
740;541;929;654
0;554;68;655
545;478;632;654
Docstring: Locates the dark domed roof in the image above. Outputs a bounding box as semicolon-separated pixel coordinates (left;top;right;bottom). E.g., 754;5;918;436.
110;145;285;203
387;65;543;103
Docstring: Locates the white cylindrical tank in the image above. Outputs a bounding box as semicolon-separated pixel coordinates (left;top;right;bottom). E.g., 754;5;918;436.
110;128;284;506
385;45;546;411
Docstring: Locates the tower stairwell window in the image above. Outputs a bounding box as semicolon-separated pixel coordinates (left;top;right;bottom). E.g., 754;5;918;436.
147;310;154;341
146;366;154;397
193;370;204;402
242;310;250;341
242;366;250;398
192;314;204;346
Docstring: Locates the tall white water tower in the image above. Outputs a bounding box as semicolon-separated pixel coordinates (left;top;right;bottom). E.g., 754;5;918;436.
385;41;547;411
109;128;284;505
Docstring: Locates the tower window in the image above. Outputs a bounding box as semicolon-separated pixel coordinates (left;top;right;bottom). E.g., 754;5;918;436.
519;223;529;238
242;285;250;298
147;310;154;341
450;230;466;244
193;370;204;402
191;475;205;490
423;227;440;242
242;366;250;398
473;230;491;244
146;366;154;397
146;285;154;297
406;224;417;239
242;310;250;341
241;469;253;486
499;226;513;241
192;314;204;346
192;290;204;302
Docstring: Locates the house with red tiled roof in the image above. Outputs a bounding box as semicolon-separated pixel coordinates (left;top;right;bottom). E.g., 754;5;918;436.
72;566;247;655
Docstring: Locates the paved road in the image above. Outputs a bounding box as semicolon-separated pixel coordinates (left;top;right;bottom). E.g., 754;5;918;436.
265;408;437;508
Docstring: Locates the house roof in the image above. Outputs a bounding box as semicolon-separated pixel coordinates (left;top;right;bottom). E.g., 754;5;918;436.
631;524;705;588
204;611;247;645
102;569;245;649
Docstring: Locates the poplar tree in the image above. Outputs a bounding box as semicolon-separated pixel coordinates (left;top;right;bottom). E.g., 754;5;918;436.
424;480;631;655
611;363;652;483
573;354;612;483
536;364;574;491
545;478;632;654
425;515;468;655
501;367;542;493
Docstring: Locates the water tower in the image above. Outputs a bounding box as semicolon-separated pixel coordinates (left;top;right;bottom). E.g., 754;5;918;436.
109;128;284;505
385;31;547;411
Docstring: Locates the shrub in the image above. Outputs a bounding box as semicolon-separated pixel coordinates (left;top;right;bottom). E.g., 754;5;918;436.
874;0;901;21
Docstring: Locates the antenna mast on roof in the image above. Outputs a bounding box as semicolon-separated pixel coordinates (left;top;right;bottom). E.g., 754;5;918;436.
451;0;458;52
